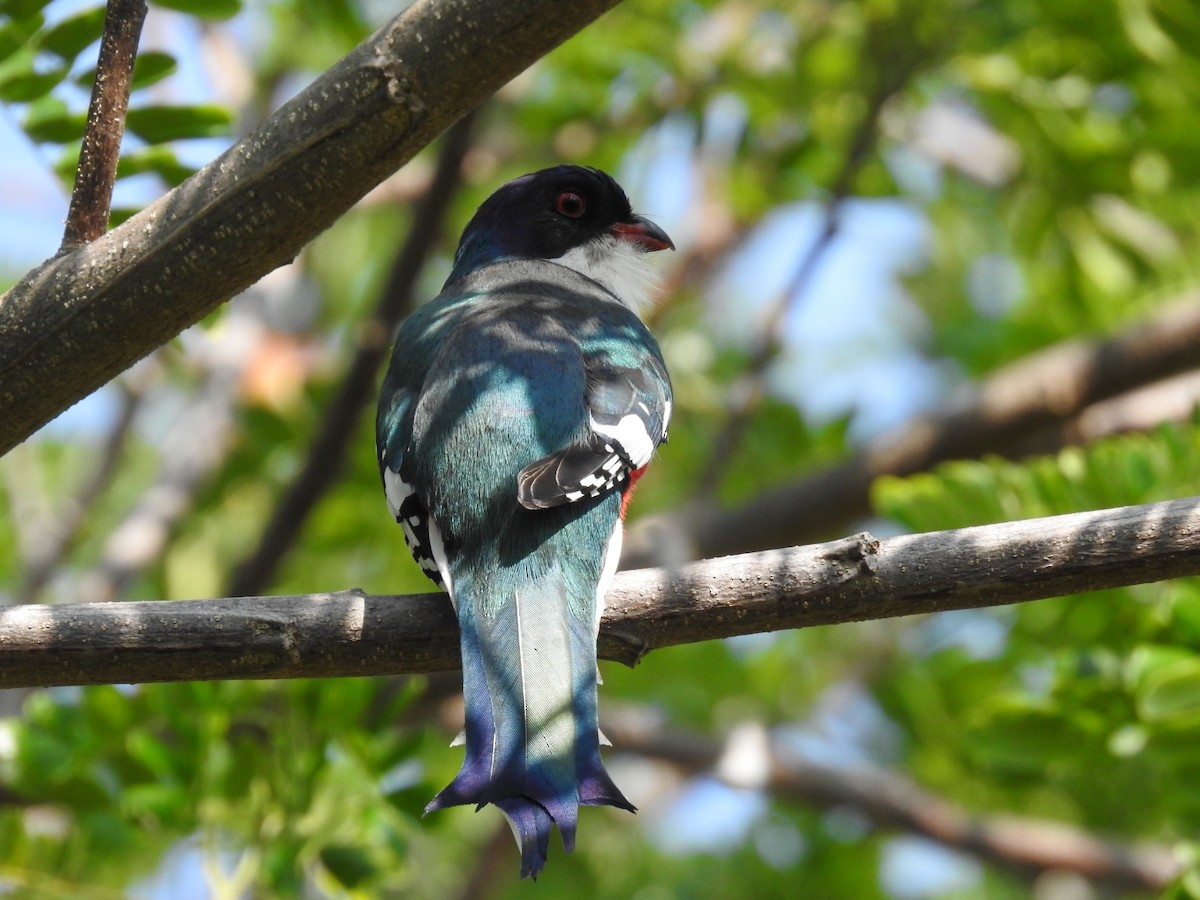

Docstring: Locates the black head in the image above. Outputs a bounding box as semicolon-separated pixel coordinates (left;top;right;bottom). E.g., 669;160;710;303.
451;166;673;277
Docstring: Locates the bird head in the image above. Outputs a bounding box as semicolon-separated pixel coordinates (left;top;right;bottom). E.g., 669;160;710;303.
450;166;674;313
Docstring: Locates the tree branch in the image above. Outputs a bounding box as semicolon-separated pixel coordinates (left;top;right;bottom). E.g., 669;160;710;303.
1;495;1198;688
60;0;147;249
624;296;1200;566
603;715;1181;891
0;0;623;456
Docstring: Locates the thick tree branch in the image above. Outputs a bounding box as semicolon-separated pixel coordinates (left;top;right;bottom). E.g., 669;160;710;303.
0;0;623;456
604;716;1181;891
60;0;147;248
624;296;1200;566
1;495;1198;688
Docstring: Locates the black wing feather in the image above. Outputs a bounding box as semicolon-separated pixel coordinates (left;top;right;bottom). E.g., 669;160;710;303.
517;434;627;510
516;357;669;510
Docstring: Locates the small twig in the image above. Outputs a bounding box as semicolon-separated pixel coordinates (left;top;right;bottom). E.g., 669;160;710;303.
227;112;477;597
79;332;248;603
2;445;51;572
60;0;148;249
603;714;1180;891
3;494;1200;686
695;71;903;494
18;379;143;603
695;212;840;493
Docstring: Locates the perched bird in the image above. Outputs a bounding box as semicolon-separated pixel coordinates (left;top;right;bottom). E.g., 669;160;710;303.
376;166;674;877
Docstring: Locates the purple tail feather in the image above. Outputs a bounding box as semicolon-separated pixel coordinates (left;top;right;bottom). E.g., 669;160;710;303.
425;568;634;878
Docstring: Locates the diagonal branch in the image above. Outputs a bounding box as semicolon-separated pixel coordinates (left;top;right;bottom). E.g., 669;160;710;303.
60;0;147;249
227;112;476;597
0;494;1198;687
0;0;625;456
604;715;1180;891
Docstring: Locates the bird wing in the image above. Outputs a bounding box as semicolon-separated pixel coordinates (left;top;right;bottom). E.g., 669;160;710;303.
516;353;671;510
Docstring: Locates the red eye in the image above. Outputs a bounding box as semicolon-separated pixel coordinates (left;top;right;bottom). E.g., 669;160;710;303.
555;191;586;218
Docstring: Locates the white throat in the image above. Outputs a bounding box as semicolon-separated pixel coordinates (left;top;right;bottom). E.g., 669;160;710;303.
548;234;662;318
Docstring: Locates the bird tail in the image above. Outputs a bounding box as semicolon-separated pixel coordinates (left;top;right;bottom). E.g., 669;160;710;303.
425;561;633;878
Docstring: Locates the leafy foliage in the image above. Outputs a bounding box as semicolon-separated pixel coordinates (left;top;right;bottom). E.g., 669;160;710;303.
875;423;1200;848
0;1;235;196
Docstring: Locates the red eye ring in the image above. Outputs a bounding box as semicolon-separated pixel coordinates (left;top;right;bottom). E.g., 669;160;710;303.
555;190;586;218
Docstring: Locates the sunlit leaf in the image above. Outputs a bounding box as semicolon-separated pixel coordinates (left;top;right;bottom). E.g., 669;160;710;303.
0;11;44;58
37;4;105;60
1125;644;1197;694
1137;657;1200;726
75;49;179;91
21;94;84;142
150;0;241;20
116;145;194;185
124;103;233;143
0;60;68;102
0;0;50;19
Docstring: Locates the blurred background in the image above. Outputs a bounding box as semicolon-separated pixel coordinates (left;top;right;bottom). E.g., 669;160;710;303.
3;0;1200;896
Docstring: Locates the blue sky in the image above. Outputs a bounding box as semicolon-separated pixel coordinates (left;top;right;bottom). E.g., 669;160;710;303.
0;110;67;269
621;112;952;444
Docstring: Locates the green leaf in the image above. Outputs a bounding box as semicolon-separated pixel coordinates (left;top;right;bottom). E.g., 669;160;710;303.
116;145;194;185
125;731;181;782
0;12;44;58
76;49;178;91
0;40;72;102
964;700;1097;772
319;844;376;888
108;206;140;227
52;144;79;181
1125;644;1197;693
150;0;241;21
21;95;85;143
0;60;68;102
1136;657;1200;726
124;103;233;143
131;49;178;89
0;0;51;18
37;5;106;60
121;783;187;822
1167;584;1200;644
